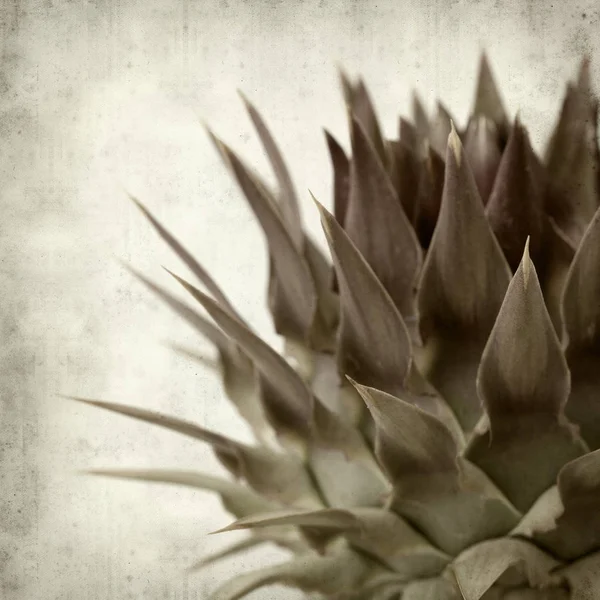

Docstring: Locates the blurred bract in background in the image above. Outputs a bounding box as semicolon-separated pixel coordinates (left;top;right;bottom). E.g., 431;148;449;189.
2;1;599;598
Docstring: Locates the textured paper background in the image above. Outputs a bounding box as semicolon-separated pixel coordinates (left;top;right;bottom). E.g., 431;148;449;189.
1;1;599;598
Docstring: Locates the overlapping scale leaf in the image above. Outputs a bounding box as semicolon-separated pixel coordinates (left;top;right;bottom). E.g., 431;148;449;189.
466;244;587;512
171;271;389;507
452;538;561;600
344;117;423;320
402;577;461;600
124;199;283;444
308;399;390;509
417;126;512;431
561;207;600;448
352;382;520;555
557;552;600;600
529;449;600;560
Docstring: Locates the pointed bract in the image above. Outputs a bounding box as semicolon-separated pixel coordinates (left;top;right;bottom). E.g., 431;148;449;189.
429;101;454;158
344;116;423;319
414;145;445;247
486;119;545;271
130;196;243;320
240;92;304;250
467;245;586;511
412;91;430;152
211;135;317;342
216;506;450;577
352;382;519;556
339;71;387;163
472;52;510;140
388;140;422;224
317;201;412;392
71;398;320;507
210;543;376;600
169;271;315;440
452;539;560;600
324;130;351;229
545;82;600;245
84;468;279;518
561;208;600;448
533;450;600;559
463;116;502;204
417;126;511;430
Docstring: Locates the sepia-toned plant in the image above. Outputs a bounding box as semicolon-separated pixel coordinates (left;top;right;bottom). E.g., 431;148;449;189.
72;54;600;599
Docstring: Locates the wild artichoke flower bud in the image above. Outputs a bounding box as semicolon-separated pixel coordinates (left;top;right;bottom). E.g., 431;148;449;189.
77;54;600;600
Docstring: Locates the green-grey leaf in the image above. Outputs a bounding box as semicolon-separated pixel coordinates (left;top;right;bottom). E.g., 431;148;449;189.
452;538;561;600
466;243;587;512
561;207;600;448
417;125;511;431
344;116;423;319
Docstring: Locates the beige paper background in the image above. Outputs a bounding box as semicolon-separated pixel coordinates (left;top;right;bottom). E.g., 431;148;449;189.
2;0;599;598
